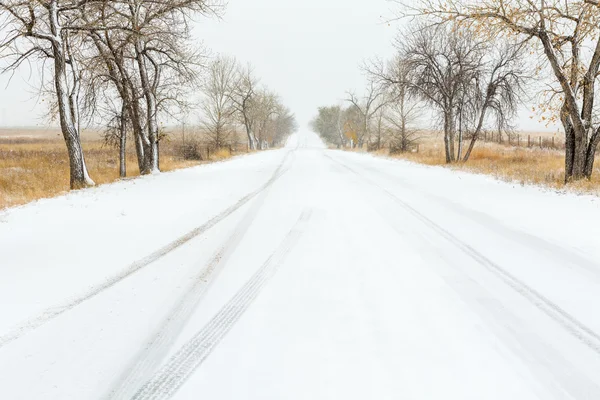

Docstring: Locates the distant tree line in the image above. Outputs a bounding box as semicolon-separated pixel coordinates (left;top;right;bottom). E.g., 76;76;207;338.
200;56;297;153
312;22;528;163
0;0;296;189
315;0;600;184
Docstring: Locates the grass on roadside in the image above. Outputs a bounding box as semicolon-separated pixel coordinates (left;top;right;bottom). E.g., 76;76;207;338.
0;138;234;210
366;138;600;196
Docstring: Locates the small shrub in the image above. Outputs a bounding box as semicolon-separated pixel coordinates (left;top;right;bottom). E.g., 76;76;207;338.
176;140;203;161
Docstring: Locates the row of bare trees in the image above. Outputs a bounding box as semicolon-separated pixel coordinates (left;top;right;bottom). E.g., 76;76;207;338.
393;0;600;182
0;1;296;189
312;23;527;162
1;0;222;188
374;23;528;163
316;1;600;183
200;56;297;151
310;88;421;154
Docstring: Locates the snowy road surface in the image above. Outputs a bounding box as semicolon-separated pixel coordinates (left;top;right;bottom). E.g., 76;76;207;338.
2;132;600;399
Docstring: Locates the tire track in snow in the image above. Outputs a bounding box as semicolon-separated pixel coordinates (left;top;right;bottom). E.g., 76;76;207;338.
105;160;280;400
373;196;600;398
0;150;294;349
358;161;600;282
131;210;311;400
326;153;600;356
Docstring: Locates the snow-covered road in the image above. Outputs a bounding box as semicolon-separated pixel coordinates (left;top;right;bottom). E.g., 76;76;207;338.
2;132;600;399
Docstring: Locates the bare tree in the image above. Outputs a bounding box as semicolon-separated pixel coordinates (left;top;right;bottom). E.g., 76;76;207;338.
229;63;259;150
0;0;96;188
399;23;484;163
346;80;388;148
370;23;526;162
401;0;600;181
75;0;218;175
200;55;237;149
102;103;129;178
111;0;218;173
461;42;528;161
371;105;389;151
0;0;222;186
85;25;149;173
252;88;280;149
380;57;424;153
197;56;295;152
385;106;422;153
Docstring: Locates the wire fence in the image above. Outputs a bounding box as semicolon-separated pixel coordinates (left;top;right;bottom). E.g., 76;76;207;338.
481;131;564;150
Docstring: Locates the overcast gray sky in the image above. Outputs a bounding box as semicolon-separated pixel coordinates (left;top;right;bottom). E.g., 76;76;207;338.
0;0;555;132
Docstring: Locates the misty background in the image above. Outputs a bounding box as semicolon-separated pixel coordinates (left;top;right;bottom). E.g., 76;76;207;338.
0;0;555;133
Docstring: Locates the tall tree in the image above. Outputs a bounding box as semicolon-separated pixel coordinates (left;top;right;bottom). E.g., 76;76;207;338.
0;0;97;188
461;42;528;162
380;56;423;153
102;0;218;174
252;89;280;149
401;0;600;181
346;80;388;148
200;56;237;149
229;63;259;150
399;23;484;163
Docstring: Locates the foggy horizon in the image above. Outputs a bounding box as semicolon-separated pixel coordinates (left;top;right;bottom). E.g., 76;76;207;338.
0;0;558;133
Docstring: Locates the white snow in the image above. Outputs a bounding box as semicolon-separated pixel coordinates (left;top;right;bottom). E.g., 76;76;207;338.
1;131;600;399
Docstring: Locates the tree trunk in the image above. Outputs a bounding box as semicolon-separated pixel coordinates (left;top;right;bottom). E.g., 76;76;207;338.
463;134;477;163
134;40;160;174
573;132;588;181
443;111;453;163
129;96;151;174
457;107;463;161
243;115;255;150
119;105;127;178
563;120;598;182
100;37;149;175
49;3;94;189
561;108;587;182
540;34;592;183
463;100;490;162
584;129;600;178
120;135;127;178
563;116;575;182
585;143;597;178
448;109;456;162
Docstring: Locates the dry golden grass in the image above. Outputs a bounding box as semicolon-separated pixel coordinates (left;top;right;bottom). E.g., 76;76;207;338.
380;139;600;195
210;147;232;161
0;136;234;210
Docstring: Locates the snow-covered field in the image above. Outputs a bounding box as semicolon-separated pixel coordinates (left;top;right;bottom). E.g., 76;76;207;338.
1;131;600;399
